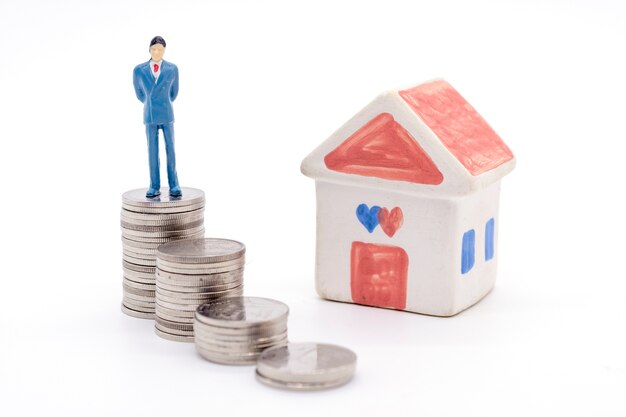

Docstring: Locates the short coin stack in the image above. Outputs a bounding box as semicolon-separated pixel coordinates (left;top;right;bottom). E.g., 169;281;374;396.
155;238;245;342
194;297;289;365
256;343;357;390
121;187;205;319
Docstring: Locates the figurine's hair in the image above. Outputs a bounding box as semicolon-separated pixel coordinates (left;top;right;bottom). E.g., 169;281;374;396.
149;36;166;48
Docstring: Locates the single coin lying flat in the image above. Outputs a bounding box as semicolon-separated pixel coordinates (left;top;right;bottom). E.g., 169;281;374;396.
255;342;357;391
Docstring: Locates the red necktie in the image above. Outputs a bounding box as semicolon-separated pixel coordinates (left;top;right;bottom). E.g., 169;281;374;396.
153;63;159;73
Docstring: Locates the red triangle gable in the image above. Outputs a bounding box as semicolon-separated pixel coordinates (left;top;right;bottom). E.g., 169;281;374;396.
324;113;443;185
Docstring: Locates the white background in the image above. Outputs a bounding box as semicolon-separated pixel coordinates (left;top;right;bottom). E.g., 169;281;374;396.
1;0;625;416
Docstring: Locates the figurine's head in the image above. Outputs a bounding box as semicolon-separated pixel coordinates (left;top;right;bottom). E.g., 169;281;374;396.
149;36;166;62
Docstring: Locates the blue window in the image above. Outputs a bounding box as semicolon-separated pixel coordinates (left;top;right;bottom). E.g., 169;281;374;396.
485;218;495;261
461;229;475;274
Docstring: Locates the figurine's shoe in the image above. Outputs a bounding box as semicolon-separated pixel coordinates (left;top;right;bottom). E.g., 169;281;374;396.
146;188;161;198
169;186;182;197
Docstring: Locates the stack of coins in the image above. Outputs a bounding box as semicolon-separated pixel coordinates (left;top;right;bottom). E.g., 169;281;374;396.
154;238;245;342
193;297;289;365
120;187;205;319
255;343;357;390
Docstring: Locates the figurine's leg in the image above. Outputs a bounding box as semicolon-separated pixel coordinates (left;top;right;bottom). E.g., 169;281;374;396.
162;123;181;196
146;124;161;197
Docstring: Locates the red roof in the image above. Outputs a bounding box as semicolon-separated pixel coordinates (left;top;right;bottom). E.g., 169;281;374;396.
324;113;443;185
399;80;513;176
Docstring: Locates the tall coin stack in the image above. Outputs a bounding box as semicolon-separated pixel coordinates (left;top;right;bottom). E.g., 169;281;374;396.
154;238;245;342
194;297;289;365
121;188;206;319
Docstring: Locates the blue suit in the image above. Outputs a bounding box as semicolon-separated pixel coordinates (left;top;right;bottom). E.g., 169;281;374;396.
133;60;180;195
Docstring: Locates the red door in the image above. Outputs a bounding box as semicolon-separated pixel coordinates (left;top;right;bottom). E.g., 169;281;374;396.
350;241;408;310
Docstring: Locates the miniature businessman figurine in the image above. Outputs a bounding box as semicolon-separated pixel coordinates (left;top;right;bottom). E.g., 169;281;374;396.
133;36;182;198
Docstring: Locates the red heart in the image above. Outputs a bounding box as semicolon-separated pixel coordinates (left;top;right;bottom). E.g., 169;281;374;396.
378;207;404;237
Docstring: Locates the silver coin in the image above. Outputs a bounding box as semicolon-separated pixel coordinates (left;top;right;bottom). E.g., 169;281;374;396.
123;293;155;303
122;246;157;257
194;320;287;343
122;237;184;249
194;329;287;352
122;225;205;238
122;301;155;313
121;237;163;249
155;256;245;270
194;320;288;337
156;286;243;301
123;297;155;308
155;292;220;305
155;310;195;324
155;322;195;336
156;281;244;292
155;287;233;300
120;211;203;223
120;208;205;221
123;277;155;290
194;334;288;352
120;222;204;234
256;343;357;385
195;297;288;329
123;272;155;284
194;341;284;355
154;327;194;343
155;289;243;311
156;280;242;294
194;321;287;345
155;268;244;284
155;302;196;317
155;262;244;276
195;346;260;365
155;316;194;331
156;279;244;292
123;202;205;215
121;230;205;244
122;244;156;261
120;214;204;226
123;258;155;269
122;254;156;267
122;187;205;208
122;260;155;274
156;238;246;264
123;284;155;297
155;298;204;311
255;371;353;391
120;219;204;233
122;303;154;314
120;212;204;226
121;304;155;319
121;227;204;239
123;249;155;258
157;283;243;297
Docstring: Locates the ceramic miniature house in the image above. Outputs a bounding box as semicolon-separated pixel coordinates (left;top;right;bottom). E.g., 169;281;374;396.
301;79;515;316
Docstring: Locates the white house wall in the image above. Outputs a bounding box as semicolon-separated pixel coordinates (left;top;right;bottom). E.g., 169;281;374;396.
314;180;503;316
450;181;502;314
315;180;460;316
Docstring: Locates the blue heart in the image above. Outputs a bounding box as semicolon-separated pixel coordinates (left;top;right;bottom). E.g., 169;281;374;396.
356;203;380;233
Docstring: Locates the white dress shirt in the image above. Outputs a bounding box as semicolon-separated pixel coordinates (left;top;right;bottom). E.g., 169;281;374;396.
150;59;163;82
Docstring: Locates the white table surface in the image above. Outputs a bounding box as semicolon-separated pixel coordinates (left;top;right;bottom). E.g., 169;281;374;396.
1;1;624;416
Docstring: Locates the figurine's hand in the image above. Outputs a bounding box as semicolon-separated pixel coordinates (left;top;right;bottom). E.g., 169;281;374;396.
133;68;147;103
170;66;179;101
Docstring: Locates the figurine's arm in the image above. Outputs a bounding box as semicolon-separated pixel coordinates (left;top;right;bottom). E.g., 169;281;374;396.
170;66;179;102
133;68;146;103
